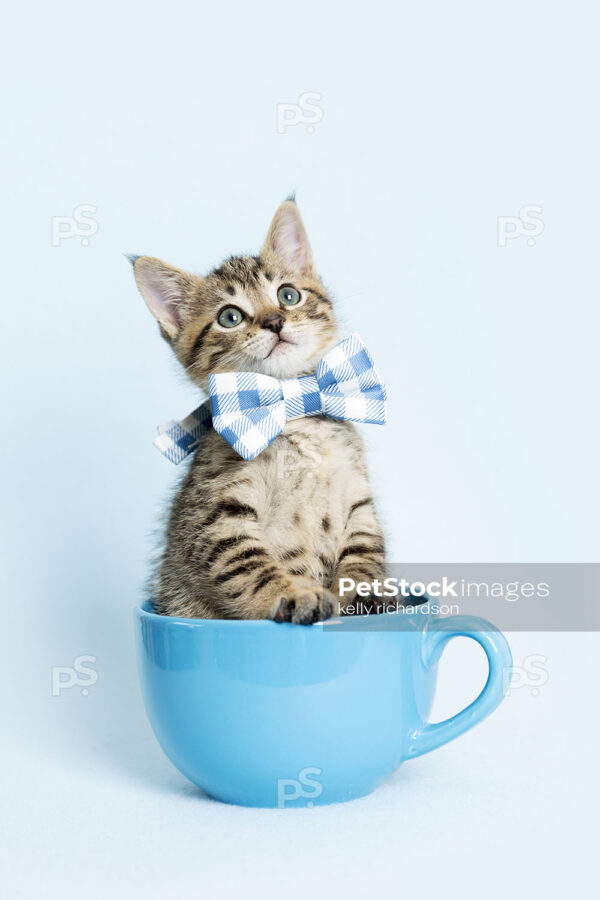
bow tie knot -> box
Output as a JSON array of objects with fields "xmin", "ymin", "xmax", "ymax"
[
  {"xmin": 281, "ymin": 375, "xmax": 322, "ymax": 418},
  {"xmin": 154, "ymin": 333, "xmax": 387, "ymax": 463}
]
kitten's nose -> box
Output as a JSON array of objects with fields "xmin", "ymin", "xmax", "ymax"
[{"xmin": 261, "ymin": 313, "xmax": 285, "ymax": 334}]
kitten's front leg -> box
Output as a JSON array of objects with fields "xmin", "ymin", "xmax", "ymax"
[
  {"xmin": 209, "ymin": 531, "xmax": 337, "ymax": 623},
  {"xmin": 331, "ymin": 495, "xmax": 387, "ymax": 615},
  {"xmin": 201, "ymin": 502, "xmax": 336, "ymax": 624}
]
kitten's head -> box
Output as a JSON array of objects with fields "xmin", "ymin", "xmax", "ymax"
[{"xmin": 131, "ymin": 200, "xmax": 339, "ymax": 388}]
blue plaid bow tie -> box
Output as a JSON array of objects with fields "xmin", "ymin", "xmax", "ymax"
[{"xmin": 154, "ymin": 333, "xmax": 387, "ymax": 463}]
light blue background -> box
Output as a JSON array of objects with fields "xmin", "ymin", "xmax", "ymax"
[{"xmin": 1, "ymin": 1, "xmax": 597, "ymax": 898}]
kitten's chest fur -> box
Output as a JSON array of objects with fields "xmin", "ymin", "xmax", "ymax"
[
  {"xmin": 258, "ymin": 418, "xmax": 364, "ymax": 575},
  {"xmin": 189, "ymin": 418, "xmax": 369, "ymax": 576},
  {"xmin": 159, "ymin": 415, "xmax": 382, "ymax": 620}
]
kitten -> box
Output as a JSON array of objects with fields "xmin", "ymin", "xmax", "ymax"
[{"xmin": 132, "ymin": 199, "xmax": 386, "ymax": 623}]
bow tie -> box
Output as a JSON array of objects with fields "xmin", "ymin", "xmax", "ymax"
[{"xmin": 153, "ymin": 333, "xmax": 387, "ymax": 463}]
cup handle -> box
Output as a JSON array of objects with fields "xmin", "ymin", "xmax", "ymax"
[{"xmin": 408, "ymin": 615, "xmax": 512, "ymax": 759}]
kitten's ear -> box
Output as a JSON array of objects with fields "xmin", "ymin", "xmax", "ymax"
[
  {"xmin": 131, "ymin": 256, "xmax": 197, "ymax": 341},
  {"xmin": 261, "ymin": 200, "xmax": 316, "ymax": 276}
]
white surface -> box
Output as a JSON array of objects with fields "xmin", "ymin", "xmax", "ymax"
[{"xmin": 1, "ymin": 0, "xmax": 598, "ymax": 896}]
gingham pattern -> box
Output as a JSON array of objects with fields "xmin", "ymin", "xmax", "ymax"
[
  {"xmin": 153, "ymin": 402, "xmax": 213, "ymax": 465},
  {"xmin": 154, "ymin": 333, "xmax": 387, "ymax": 462}
]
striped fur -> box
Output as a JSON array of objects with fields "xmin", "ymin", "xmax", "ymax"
[{"xmin": 133, "ymin": 200, "xmax": 386, "ymax": 623}]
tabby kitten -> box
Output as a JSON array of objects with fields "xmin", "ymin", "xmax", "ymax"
[{"xmin": 132, "ymin": 199, "xmax": 386, "ymax": 623}]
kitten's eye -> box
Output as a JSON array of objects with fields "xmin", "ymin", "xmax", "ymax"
[
  {"xmin": 277, "ymin": 285, "xmax": 301, "ymax": 306},
  {"xmin": 217, "ymin": 306, "xmax": 244, "ymax": 328}
]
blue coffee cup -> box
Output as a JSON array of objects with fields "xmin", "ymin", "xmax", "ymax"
[{"xmin": 135, "ymin": 601, "xmax": 511, "ymax": 807}]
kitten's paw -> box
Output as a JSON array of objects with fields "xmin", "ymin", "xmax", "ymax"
[{"xmin": 270, "ymin": 587, "xmax": 338, "ymax": 626}]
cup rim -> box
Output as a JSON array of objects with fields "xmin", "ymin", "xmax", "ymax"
[
  {"xmin": 135, "ymin": 599, "xmax": 432, "ymax": 630},
  {"xmin": 136, "ymin": 599, "xmax": 350, "ymax": 629}
]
